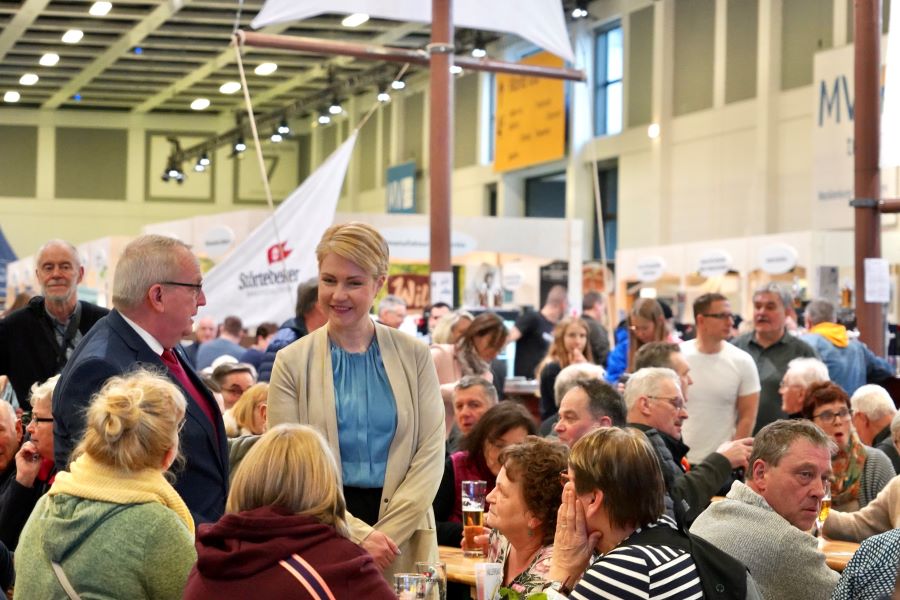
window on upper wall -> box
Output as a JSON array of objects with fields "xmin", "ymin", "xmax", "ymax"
[{"xmin": 595, "ymin": 22, "xmax": 623, "ymax": 136}]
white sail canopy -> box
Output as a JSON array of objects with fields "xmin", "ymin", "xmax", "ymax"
[
  {"xmin": 882, "ymin": 0, "xmax": 900, "ymax": 167},
  {"xmin": 197, "ymin": 133, "xmax": 358, "ymax": 325},
  {"xmin": 251, "ymin": 0, "xmax": 575, "ymax": 63}
]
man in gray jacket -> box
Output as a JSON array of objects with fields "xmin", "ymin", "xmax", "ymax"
[{"xmin": 691, "ymin": 420, "xmax": 840, "ymax": 599}]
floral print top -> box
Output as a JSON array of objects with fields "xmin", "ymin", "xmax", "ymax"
[{"xmin": 487, "ymin": 529, "xmax": 554, "ymax": 597}]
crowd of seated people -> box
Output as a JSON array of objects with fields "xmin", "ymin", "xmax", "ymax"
[{"xmin": 3, "ymin": 233, "xmax": 900, "ymax": 600}]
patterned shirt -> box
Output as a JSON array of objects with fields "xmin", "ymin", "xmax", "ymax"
[
  {"xmin": 487, "ymin": 529, "xmax": 554, "ymax": 596},
  {"xmin": 571, "ymin": 516, "xmax": 703, "ymax": 600},
  {"xmin": 831, "ymin": 528, "xmax": 900, "ymax": 600}
]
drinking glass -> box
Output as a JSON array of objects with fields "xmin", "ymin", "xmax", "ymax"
[
  {"xmin": 475, "ymin": 562, "xmax": 502, "ymax": 600},
  {"xmin": 816, "ymin": 480, "xmax": 832, "ymax": 534},
  {"xmin": 461, "ymin": 480, "xmax": 487, "ymax": 557},
  {"xmin": 416, "ymin": 561, "xmax": 446, "ymax": 600},
  {"xmin": 394, "ymin": 573, "xmax": 425, "ymax": 600}
]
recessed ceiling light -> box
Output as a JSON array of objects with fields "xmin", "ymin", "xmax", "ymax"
[
  {"xmin": 39, "ymin": 53, "xmax": 60, "ymax": 67},
  {"xmin": 3, "ymin": 91, "xmax": 20, "ymax": 103},
  {"xmin": 190, "ymin": 98, "xmax": 210, "ymax": 110},
  {"xmin": 254, "ymin": 62, "xmax": 277, "ymax": 76},
  {"xmin": 341, "ymin": 13, "xmax": 369, "ymax": 27},
  {"xmin": 89, "ymin": 1, "xmax": 112, "ymax": 16},
  {"xmin": 62, "ymin": 29, "xmax": 84, "ymax": 44},
  {"xmin": 391, "ymin": 79, "xmax": 406, "ymax": 90},
  {"xmin": 19, "ymin": 73, "xmax": 39, "ymax": 86},
  {"xmin": 219, "ymin": 81, "xmax": 241, "ymax": 94},
  {"xmin": 449, "ymin": 65, "xmax": 463, "ymax": 74}
]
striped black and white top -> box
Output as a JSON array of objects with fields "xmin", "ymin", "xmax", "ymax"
[{"xmin": 570, "ymin": 516, "xmax": 703, "ymax": 600}]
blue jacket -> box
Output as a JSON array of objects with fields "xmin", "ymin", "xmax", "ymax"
[
  {"xmin": 800, "ymin": 328, "xmax": 893, "ymax": 395},
  {"xmin": 605, "ymin": 326, "xmax": 630, "ymax": 383},
  {"xmin": 257, "ymin": 318, "xmax": 307, "ymax": 382}
]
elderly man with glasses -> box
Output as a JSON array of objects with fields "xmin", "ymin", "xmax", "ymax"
[
  {"xmin": 731, "ymin": 283, "xmax": 818, "ymax": 433},
  {"xmin": 53, "ymin": 234, "xmax": 228, "ymax": 525},
  {"xmin": 680, "ymin": 293, "xmax": 760, "ymax": 464}
]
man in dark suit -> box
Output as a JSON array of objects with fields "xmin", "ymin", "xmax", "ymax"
[
  {"xmin": 53, "ymin": 234, "xmax": 228, "ymax": 524},
  {"xmin": 0, "ymin": 239, "xmax": 108, "ymax": 410}
]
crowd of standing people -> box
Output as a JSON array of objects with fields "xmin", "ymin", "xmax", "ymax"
[{"xmin": 0, "ymin": 229, "xmax": 898, "ymax": 599}]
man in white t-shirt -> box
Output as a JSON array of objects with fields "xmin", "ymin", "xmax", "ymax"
[{"xmin": 681, "ymin": 293, "xmax": 760, "ymax": 463}]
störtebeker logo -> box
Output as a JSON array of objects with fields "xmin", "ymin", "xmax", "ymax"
[{"xmin": 267, "ymin": 241, "xmax": 292, "ymax": 265}]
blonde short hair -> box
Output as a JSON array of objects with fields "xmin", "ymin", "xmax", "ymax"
[
  {"xmin": 29, "ymin": 374, "xmax": 60, "ymax": 408},
  {"xmin": 76, "ymin": 370, "xmax": 186, "ymax": 473},
  {"xmin": 227, "ymin": 424, "xmax": 349, "ymax": 537},
  {"xmin": 232, "ymin": 383, "xmax": 268, "ymax": 435},
  {"xmin": 316, "ymin": 222, "xmax": 389, "ymax": 280}
]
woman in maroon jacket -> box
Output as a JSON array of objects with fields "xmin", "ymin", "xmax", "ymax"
[{"xmin": 184, "ymin": 424, "xmax": 395, "ymax": 599}]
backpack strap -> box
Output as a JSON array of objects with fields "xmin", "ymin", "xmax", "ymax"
[{"xmin": 279, "ymin": 553, "xmax": 337, "ymax": 600}]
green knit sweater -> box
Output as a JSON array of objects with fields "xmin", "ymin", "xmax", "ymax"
[{"xmin": 14, "ymin": 493, "xmax": 196, "ymax": 600}]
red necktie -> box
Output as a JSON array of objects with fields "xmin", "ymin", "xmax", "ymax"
[{"xmin": 160, "ymin": 348, "xmax": 218, "ymax": 432}]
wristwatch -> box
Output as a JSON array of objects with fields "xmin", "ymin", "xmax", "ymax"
[{"xmin": 547, "ymin": 580, "xmax": 573, "ymax": 597}]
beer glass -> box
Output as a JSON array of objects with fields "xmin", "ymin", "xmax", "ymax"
[
  {"xmin": 415, "ymin": 561, "xmax": 446, "ymax": 600},
  {"xmin": 462, "ymin": 480, "xmax": 487, "ymax": 557},
  {"xmin": 816, "ymin": 480, "xmax": 832, "ymax": 534},
  {"xmin": 394, "ymin": 573, "xmax": 425, "ymax": 600}
]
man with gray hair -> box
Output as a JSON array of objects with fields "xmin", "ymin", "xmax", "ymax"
[
  {"xmin": 0, "ymin": 401, "xmax": 22, "ymax": 495},
  {"xmin": 779, "ymin": 357, "xmax": 830, "ymax": 417},
  {"xmin": 53, "ymin": 234, "xmax": 228, "ymax": 524},
  {"xmin": 445, "ymin": 376, "xmax": 499, "ymax": 452},
  {"xmin": 802, "ymin": 298, "xmax": 893, "ymax": 395},
  {"xmin": 0, "ymin": 239, "xmax": 108, "ymax": 409},
  {"xmin": 692, "ymin": 420, "xmax": 840, "ymax": 599},
  {"xmin": 538, "ymin": 362, "xmax": 606, "ymax": 435},
  {"xmin": 625, "ymin": 367, "xmax": 752, "ymax": 525},
  {"xmin": 732, "ymin": 283, "xmax": 818, "ymax": 432},
  {"xmin": 851, "ymin": 384, "xmax": 900, "ymax": 473},
  {"xmin": 377, "ymin": 294, "xmax": 407, "ymax": 329}
]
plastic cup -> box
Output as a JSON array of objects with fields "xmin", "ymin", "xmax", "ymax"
[{"xmin": 474, "ymin": 562, "xmax": 502, "ymax": 600}]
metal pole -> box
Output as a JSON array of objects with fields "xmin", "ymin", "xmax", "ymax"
[
  {"xmin": 853, "ymin": 0, "xmax": 885, "ymax": 354},
  {"xmin": 429, "ymin": 0, "xmax": 453, "ymax": 273},
  {"xmin": 238, "ymin": 31, "xmax": 586, "ymax": 82}
]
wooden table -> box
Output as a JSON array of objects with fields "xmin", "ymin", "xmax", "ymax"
[
  {"xmin": 440, "ymin": 545, "xmax": 479, "ymax": 587},
  {"xmin": 819, "ymin": 538, "xmax": 859, "ymax": 572}
]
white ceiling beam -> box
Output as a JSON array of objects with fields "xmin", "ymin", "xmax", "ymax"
[{"xmin": 0, "ymin": 0, "xmax": 53, "ymax": 61}]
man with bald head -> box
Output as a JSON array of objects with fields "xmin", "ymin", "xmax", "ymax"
[{"xmin": 0, "ymin": 239, "xmax": 108, "ymax": 409}]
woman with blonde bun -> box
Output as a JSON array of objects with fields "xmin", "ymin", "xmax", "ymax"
[{"xmin": 14, "ymin": 370, "xmax": 196, "ymax": 600}]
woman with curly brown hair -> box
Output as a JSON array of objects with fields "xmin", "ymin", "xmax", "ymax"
[
  {"xmin": 482, "ymin": 436, "xmax": 568, "ymax": 596},
  {"xmin": 801, "ymin": 381, "xmax": 894, "ymax": 511}
]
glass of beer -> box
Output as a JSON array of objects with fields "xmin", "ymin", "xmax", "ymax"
[
  {"xmin": 816, "ymin": 480, "xmax": 831, "ymax": 534},
  {"xmin": 462, "ymin": 480, "xmax": 487, "ymax": 557}
]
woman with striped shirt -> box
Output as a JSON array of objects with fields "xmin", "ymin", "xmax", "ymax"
[{"xmin": 545, "ymin": 427, "xmax": 703, "ymax": 600}]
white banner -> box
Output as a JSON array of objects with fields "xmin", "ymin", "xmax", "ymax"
[
  {"xmin": 197, "ymin": 133, "xmax": 358, "ymax": 325},
  {"xmin": 251, "ymin": 0, "xmax": 574, "ymax": 63},
  {"xmin": 882, "ymin": 0, "xmax": 900, "ymax": 167}
]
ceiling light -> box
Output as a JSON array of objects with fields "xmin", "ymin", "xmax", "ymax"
[
  {"xmin": 3, "ymin": 91, "xmax": 20, "ymax": 103},
  {"xmin": 647, "ymin": 123, "xmax": 660, "ymax": 139},
  {"xmin": 270, "ymin": 130, "xmax": 283, "ymax": 143},
  {"xmin": 73, "ymin": 93, "xmax": 82, "ymax": 101},
  {"xmin": 193, "ymin": 161, "xmax": 205, "ymax": 173},
  {"xmin": 89, "ymin": 1, "xmax": 112, "ymax": 16},
  {"xmin": 190, "ymin": 98, "xmax": 210, "ymax": 110},
  {"xmin": 254, "ymin": 62, "xmax": 277, "ymax": 76},
  {"xmin": 572, "ymin": 1, "xmax": 589, "ymax": 19},
  {"xmin": 162, "ymin": 156, "xmax": 184, "ymax": 183},
  {"xmin": 234, "ymin": 138, "xmax": 247, "ymax": 153},
  {"xmin": 133, "ymin": 47, "xmax": 143, "ymax": 55},
  {"xmin": 219, "ymin": 81, "xmax": 241, "ymax": 94},
  {"xmin": 199, "ymin": 152, "xmax": 210, "ymax": 166},
  {"xmin": 277, "ymin": 119, "xmax": 290, "ymax": 135},
  {"xmin": 449, "ymin": 65, "xmax": 463, "ymax": 74},
  {"xmin": 39, "ymin": 53, "xmax": 60, "ymax": 67},
  {"xmin": 472, "ymin": 33, "xmax": 486, "ymax": 58},
  {"xmin": 19, "ymin": 73, "xmax": 38, "ymax": 86},
  {"xmin": 341, "ymin": 13, "xmax": 369, "ymax": 27},
  {"xmin": 62, "ymin": 29, "xmax": 84, "ymax": 44},
  {"xmin": 328, "ymin": 97, "xmax": 343, "ymax": 115},
  {"xmin": 318, "ymin": 113, "xmax": 331, "ymax": 125},
  {"xmin": 377, "ymin": 90, "xmax": 391, "ymax": 103},
  {"xmin": 391, "ymin": 79, "xmax": 406, "ymax": 90}
]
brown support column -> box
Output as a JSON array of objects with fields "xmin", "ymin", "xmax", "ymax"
[
  {"xmin": 429, "ymin": 0, "xmax": 453, "ymax": 273},
  {"xmin": 853, "ymin": 0, "xmax": 885, "ymax": 354}
]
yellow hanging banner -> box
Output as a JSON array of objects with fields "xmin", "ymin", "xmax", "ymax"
[{"xmin": 493, "ymin": 51, "xmax": 566, "ymax": 173}]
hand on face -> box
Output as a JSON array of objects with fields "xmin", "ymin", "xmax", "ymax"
[
  {"xmin": 549, "ymin": 482, "xmax": 600, "ymax": 583},
  {"xmin": 14, "ymin": 441, "xmax": 42, "ymax": 488}
]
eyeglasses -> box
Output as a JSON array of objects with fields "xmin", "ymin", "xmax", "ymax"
[
  {"xmin": 812, "ymin": 408, "xmax": 851, "ymax": 423},
  {"xmin": 160, "ymin": 281, "xmax": 203, "ymax": 292},
  {"xmin": 648, "ymin": 395, "xmax": 686, "ymax": 411},
  {"xmin": 21, "ymin": 412, "xmax": 53, "ymax": 426},
  {"xmin": 702, "ymin": 312, "xmax": 735, "ymax": 321}
]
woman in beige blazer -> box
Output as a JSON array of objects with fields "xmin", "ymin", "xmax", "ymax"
[{"xmin": 267, "ymin": 222, "xmax": 445, "ymax": 579}]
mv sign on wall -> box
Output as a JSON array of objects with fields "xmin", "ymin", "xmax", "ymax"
[{"xmin": 812, "ymin": 39, "xmax": 898, "ymax": 230}]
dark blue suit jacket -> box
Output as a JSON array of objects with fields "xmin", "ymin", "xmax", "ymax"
[{"xmin": 52, "ymin": 309, "xmax": 228, "ymax": 524}]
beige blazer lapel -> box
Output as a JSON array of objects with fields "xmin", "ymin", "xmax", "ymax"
[{"xmin": 375, "ymin": 324, "xmax": 414, "ymax": 506}]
